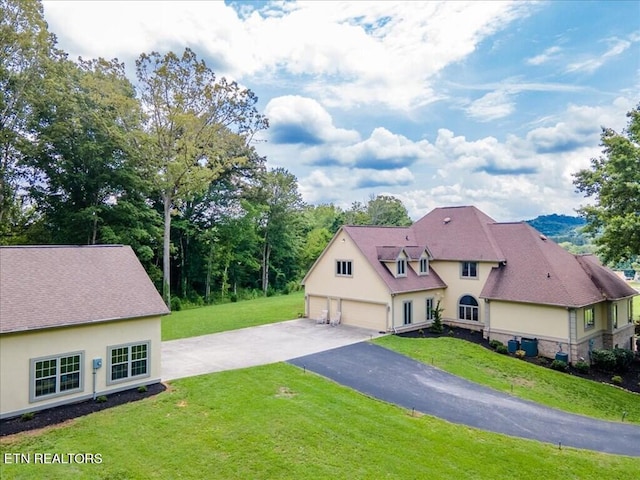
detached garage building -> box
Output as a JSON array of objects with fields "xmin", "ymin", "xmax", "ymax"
[{"xmin": 0, "ymin": 245, "xmax": 169, "ymax": 420}]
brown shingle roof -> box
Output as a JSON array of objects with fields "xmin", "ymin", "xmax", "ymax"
[
  {"xmin": 344, "ymin": 226, "xmax": 447, "ymax": 294},
  {"xmin": 412, "ymin": 206, "xmax": 504, "ymax": 261},
  {"xmin": 0, "ymin": 245, "xmax": 169, "ymax": 334},
  {"xmin": 480, "ymin": 223, "xmax": 636, "ymax": 307}
]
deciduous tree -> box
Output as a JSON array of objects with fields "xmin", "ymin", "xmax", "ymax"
[{"xmin": 573, "ymin": 106, "xmax": 640, "ymax": 264}]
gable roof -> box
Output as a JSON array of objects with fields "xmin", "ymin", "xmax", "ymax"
[
  {"xmin": 480, "ymin": 223, "xmax": 636, "ymax": 307},
  {"xmin": 412, "ymin": 206, "xmax": 505, "ymax": 262},
  {"xmin": 343, "ymin": 225, "xmax": 446, "ymax": 294},
  {"xmin": 0, "ymin": 245, "xmax": 170, "ymax": 334}
]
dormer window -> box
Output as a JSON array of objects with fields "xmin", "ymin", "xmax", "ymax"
[
  {"xmin": 419, "ymin": 258, "xmax": 429, "ymax": 275},
  {"xmin": 397, "ymin": 259, "xmax": 406, "ymax": 277},
  {"xmin": 461, "ymin": 261, "xmax": 477, "ymax": 278}
]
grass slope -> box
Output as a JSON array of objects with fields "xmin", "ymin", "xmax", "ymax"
[
  {"xmin": 376, "ymin": 336, "xmax": 640, "ymax": 424},
  {"xmin": 162, "ymin": 291, "xmax": 305, "ymax": 341},
  {"xmin": 2, "ymin": 364, "xmax": 638, "ymax": 479}
]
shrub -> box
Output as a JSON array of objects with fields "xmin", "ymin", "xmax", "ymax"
[
  {"xmin": 137, "ymin": 385, "xmax": 148, "ymax": 393},
  {"xmin": 611, "ymin": 375, "xmax": 623, "ymax": 385},
  {"xmin": 495, "ymin": 344, "xmax": 509, "ymax": 355},
  {"xmin": 515, "ymin": 349, "xmax": 526, "ymax": 359},
  {"xmin": 96, "ymin": 395, "xmax": 108, "ymax": 403},
  {"xmin": 551, "ymin": 360, "xmax": 568, "ymax": 372},
  {"xmin": 170, "ymin": 296, "xmax": 182, "ymax": 312},
  {"xmin": 428, "ymin": 300, "xmax": 444, "ymax": 334},
  {"xmin": 229, "ymin": 292, "xmax": 238, "ymax": 303},
  {"xmin": 573, "ymin": 360, "xmax": 590, "ymax": 374},
  {"xmin": 20, "ymin": 412, "xmax": 35, "ymax": 422},
  {"xmin": 591, "ymin": 348, "xmax": 634, "ymax": 373},
  {"xmin": 591, "ymin": 349, "xmax": 616, "ymax": 372},
  {"xmin": 489, "ymin": 340, "xmax": 503, "ymax": 350}
]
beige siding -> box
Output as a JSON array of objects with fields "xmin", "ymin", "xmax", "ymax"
[
  {"xmin": 341, "ymin": 300, "xmax": 387, "ymax": 331},
  {"xmin": 0, "ymin": 316, "xmax": 161, "ymax": 419},
  {"xmin": 431, "ymin": 260, "xmax": 497, "ymax": 324},
  {"xmin": 489, "ymin": 301, "xmax": 569, "ymax": 340},
  {"xmin": 304, "ymin": 233, "xmax": 389, "ymax": 306}
]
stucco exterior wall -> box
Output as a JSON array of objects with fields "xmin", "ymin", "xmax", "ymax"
[
  {"xmin": 390, "ymin": 290, "xmax": 446, "ymax": 330},
  {"xmin": 430, "ymin": 260, "xmax": 497, "ymax": 326},
  {"xmin": 488, "ymin": 301, "xmax": 569, "ymax": 340},
  {"xmin": 0, "ymin": 316, "xmax": 161, "ymax": 419},
  {"xmin": 304, "ymin": 233, "xmax": 390, "ymax": 307}
]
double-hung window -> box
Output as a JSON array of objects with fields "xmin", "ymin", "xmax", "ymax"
[
  {"xmin": 31, "ymin": 352, "xmax": 83, "ymax": 402},
  {"xmin": 108, "ymin": 342, "xmax": 150, "ymax": 384},
  {"xmin": 612, "ymin": 304, "xmax": 618, "ymax": 329},
  {"xmin": 584, "ymin": 307, "xmax": 595, "ymax": 329},
  {"xmin": 628, "ymin": 299, "xmax": 633, "ymax": 324},
  {"xmin": 461, "ymin": 261, "xmax": 477, "ymax": 278},
  {"xmin": 426, "ymin": 298, "xmax": 435, "ymax": 321},
  {"xmin": 336, "ymin": 260, "xmax": 353, "ymax": 277}
]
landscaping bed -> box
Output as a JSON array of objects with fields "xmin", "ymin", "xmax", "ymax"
[
  {"xmin": 398, "ymin": 326, "xmax": 640, "ymax": 394},
  {"xmin": 0, "ymin": 383, "xmax": 166, "ymax": 437}
]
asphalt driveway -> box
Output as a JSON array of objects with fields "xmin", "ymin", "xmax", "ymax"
[
  {"xmin": 288, "ymin": 342, "xmax": 640, "ymax": 457},
  {"xmin": 161, "ymin": 318, "xmax": 384, "ymax": 381}
]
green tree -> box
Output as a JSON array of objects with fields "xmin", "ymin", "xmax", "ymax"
[
  {"xmin": 344, "ymin": 194, "xmax": 413, "ymax": 226},
  {"xmin": 136, "ymin": 48, "xmax": 268, "ymax": 306},
  {"xmin": 573, "ymin": 106, "xmax": 640, "ymax": 264},
  {"xmin": 252, "ymin": 168, "xmax": 304, "ymax": 295},
  {"xmin": 25, "ymin": 56, "xmax": 156, "ymax": 248},
  {"xmin": 0, "ymin": 0, "xmax": 54, "ymax": 242}
]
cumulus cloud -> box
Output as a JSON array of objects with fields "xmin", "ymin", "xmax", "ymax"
[
  {"xmin": 42, "ymin": 0, "xmax": 532, "ymax": 111},
  {"xmin": 265, "ymin": 96, "xmax": 360, "ymax": 145}
]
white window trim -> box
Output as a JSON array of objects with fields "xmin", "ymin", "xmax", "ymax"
[
  {"xmin": 336, "ymin": 259, "xmax": 353, "ymax": 277},
  {"xmin": 107, "ymin": 341, "xmax": 151, "ymax": 386},
  {"xmin": 403, "ymin": 300, "xmax": 413, "ymax": 325},
  {"xmin": 419, "ymin": 257, "xmax": 429, "ymax": 276},
  {"xmin": 461, "ymin": 261, "xmax": 478, "ymax": 279},
  {"xmin": 426, "ymin": 297, "xmax": 435, "ymax": 321},
  {"xmin": 30, "ymin": 351, "xmax": 84, "ymax": 403},
  {"xmin": 397, "ymin": 259, "xmax": 407, "ymax": 277}
]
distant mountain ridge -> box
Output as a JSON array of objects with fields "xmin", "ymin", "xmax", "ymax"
[{"xmin": 524, "ymin": 214, "xmax": 587, "ymax": 243}]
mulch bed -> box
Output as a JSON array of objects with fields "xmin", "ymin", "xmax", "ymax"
[
  {"xmin": 0, "ymin": 383, "xmax": 166, "ymax": 437},
  {"xmin": 398, "ymin": 326, "xmax": 640, "ymax": 395}
]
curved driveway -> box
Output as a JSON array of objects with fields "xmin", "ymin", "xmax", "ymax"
[{"xmin": 288, "ymin": 342, "xmax": 640, "ymax": 457}]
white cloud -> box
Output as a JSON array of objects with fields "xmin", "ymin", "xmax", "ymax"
[
  {"xmin": 466, "ymin": 90, "xmax": 516, "ymax": 121},
  {"xmin": 566, "ymin": 35, "xmax": 636, "ymax": 74},
  {"xmin": 42, "ymin": 0, "xmax": 532, "ymax": 111},
  {"xmin": 526, "ymin": 45, "xmax": 561, "ymax": 65}
]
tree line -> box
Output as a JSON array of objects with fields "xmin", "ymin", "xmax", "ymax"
[{"xmin": 1, "ymin": 0, "xmax": 413, "ymax": 308}]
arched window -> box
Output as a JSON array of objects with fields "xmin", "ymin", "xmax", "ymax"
[{"xmin": 458, "ymin": 295, "xmax": 479, "ymax": 321}]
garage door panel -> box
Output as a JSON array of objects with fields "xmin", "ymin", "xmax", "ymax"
[
  {"xmin": 341, "ymin": 300, "xmax": 387, "ymax": 331},
  {"xmin": 308, "ymin": 296, "xmax": 328, "ymax": 320}
]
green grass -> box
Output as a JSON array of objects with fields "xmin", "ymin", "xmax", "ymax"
[
  {"xmin": 376, "ymin": 335, "xmax": 640, "ymax": 424},
  {"xmin": 162, "ymin": 291, "xmax": 305, "ymax": 340},
  {"xmin": 1, "ymin": 363, "xmax": 638, "ymax": 479}
]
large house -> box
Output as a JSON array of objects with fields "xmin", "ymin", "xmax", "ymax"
[
  {"xmin": 303, "ymin": 206, "xmax": 637, "ymax": 362},
  {"xmin": 0, "ymin": 245, "xmax": 169, "ymax": 420}
]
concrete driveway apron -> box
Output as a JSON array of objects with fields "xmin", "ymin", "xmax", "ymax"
[
  {"xmin": 161, "ymin": 318, "xmax": 384, "ymax": 381},
  {"xmin": 288, "ymin": 342, "xmax": 640, "ymax": 457}
]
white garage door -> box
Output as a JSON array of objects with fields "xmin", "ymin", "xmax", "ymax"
[
  {"xmin": 308, "ymin": 295, "xmax": 329, "ymax": 320},
  {"xmin": 341, "ymin": 300, "xmax": 387, "ymax": 332}
]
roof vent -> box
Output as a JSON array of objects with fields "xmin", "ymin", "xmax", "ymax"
[
  {"xmin": 540, "ymin": 234, "xmax": 547, "ymax": 241},
  {"xmin": 443, "ymin": 217, "xmax": 451, "ymax": 224}
]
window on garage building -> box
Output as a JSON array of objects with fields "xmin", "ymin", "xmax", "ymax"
[
  {"xmin": 108, "ymin": 342, "xmax": 150, "ymax": 384},
  {"xmin": 31, "ymin": 352, "xmax": 83, "ymax": 402},
  {"xmin": 458, "ymin": 295, "xmax": 479, "ymax": 321},
  {"xmin": 336, "ymin": 260, "xmax": 353, "ymax": 277}
]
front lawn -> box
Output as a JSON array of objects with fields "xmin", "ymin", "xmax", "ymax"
[
  {"xmin": 1, "ymin": 363, "xmax": 637, "ymax": 479},
  {"xmin": 162, "ymin": 291, "xmax": 305, "ymax": 340},
  {"xmin": 376, "ymin": 335, "xmax": 640, "ymax": 424}
]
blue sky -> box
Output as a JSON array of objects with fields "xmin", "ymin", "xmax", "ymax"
[{"xmin": 42, "ymin": 1, "xmax": 639, "ymax": 221}]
